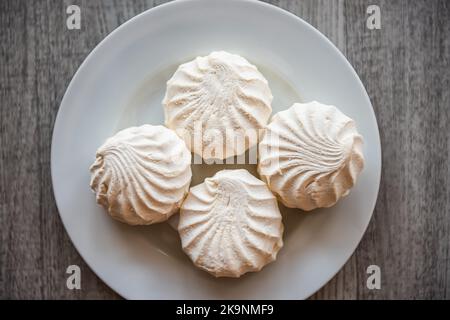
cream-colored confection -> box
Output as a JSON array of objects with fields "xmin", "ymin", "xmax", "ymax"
[
  {"xmin": 258, "ymin": 101, "xmax": 364, "ymax": 211},
  {"xmin": 90, "ymin": 125, "xmax": 192, "ymax": 225},
  {"xmin": 163, "ymin": 51, "xmax": 272, "ymax": 160},
  {"xmin": 178, "ymin": 169, "xmax": 283, "ymax": 278}
]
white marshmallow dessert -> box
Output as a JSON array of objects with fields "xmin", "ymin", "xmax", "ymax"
[
  {"xmin": 258, "ymin": 102, "xmax": 364, "ymax": 211},
  {"xmin": 178, "ymin": 169, "xmax": 284, "ymax": 278},
  {"xmin": 163, "ymin": 51, "xmax": 273, "ymax": 160},
  {"xmin": 90, "ymin": 125, "xmax": 192, "ymax": 225}
]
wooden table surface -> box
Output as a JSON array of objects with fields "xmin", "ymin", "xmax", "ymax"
[{"xmin": 1, "ymin": 0, "xmax": 449, "ymax": 299}]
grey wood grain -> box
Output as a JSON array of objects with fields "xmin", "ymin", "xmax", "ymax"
[{"xmin": 1, "ymin": 0, "xmax": 449, "ymax": 299}]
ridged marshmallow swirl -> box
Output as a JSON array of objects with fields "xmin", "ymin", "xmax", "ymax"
[
  {"xmin": 179, "ymin": 169, "xmax": 283, "ymax": 278},
  {"xmin": 258, "ymin": 102, "xmax": 364, "ymax": 211},
  {"xmin": 163, "ymin": 51, "xmax": 272, "ymax": 160},
  {"xmin": 90, "ymin": 125, "xmax": 192, "ymax": 225}
]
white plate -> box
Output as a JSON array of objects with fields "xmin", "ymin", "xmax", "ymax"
[{"xmin": 51, "ymin": 0, "xmax": 381, "ymax": 299}]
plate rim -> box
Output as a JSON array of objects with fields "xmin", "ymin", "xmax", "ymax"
[{"xmin": 51, "ymin": 0, "xmax": 382, "ymax": 299}]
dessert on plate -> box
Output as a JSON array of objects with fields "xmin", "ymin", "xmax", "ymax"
[
  {"xmin": 87, "ymin": 47, "xmax": 367, "ymax": 280},
  {"xmin": 90, "ymin": 125, "xmax": 192, "ymax": 225},
  {"xmin": 163, "ymin": 51, "xmax": 273, "ymax": 160},
  {"xmin": 178, "ymin": 169, "xmax": 284, "ymax": 277},
  {"xmin": 258, "ymin": 101, "xmax": 364, "ymax": 211}
]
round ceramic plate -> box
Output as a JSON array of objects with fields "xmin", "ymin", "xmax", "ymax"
[{"xmin": 52, "ymin": 0, "xmax": 381, "ymax": 299}]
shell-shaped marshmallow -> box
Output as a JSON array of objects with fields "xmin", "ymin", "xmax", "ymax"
[
  {"xmin": 90, "ymin": 125, "xmax": 192, "ymax": 225},
  {"xmin": 163, "ymin": 51, "xmax": 273, "ymax": 160},
  {"xmin": 178, "ymin": 169, "xmax": 283, "ymax": 277},
  {"xmin": 258, "ymin": 102, "xmax": 364, "ymax": 211}
]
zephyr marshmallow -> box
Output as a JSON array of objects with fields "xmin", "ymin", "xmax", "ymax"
[
  {"xmin": 258, "ymin": 101, "xmax": 364, "ymax": 211},
  {"xmin": 178, "ymin": 169, "xmax": 284, "ymax": 277},
  {"xmin": 163, "ymin": 51, "xmax": 273, "ymax": 160},
  {"xmin": 90, "ymin": 125, "xmax": 192, "ymax": 225}
]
